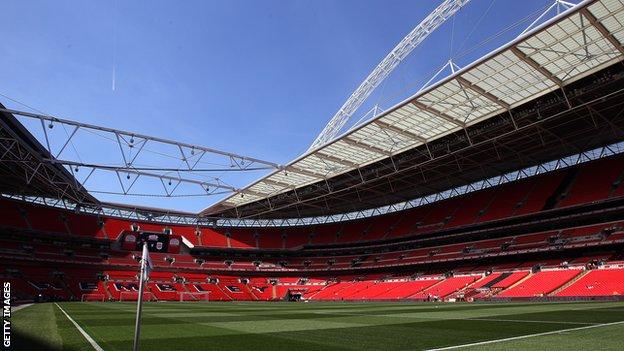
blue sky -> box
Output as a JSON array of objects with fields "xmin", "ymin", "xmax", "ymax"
[{"xmin": 0, "ymin": 0, "xmax": 563, "ymax": 213}]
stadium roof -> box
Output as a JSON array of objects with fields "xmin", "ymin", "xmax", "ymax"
[
  {"xmin": 204, "ymin": 0, "xmax": 624, "ymax": 218},
  {"xmin": 2, "ymin": 0, "xmax": 624, "ymax": 225}
]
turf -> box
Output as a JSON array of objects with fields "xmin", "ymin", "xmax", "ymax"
[{"xmin": 11, "ymin": 301, "xmax": 624, "ymax": 351}]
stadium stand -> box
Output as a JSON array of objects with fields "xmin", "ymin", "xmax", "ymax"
[
  {"xmin": 555, "ymin": 266, "xmax": 624, "ymax": 297},
  {"xmin": 2, "ymin": 152, "xmax": 624, "ymax": 302},
  {"xmin": 496, "ymin": 269, "xmax": 584, "ymax": 298},
  {"xmin": 2, "ymin": 0, "xmax": 624, "ymax": 310}
]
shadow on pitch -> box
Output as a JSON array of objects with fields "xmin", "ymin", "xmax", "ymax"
[{"xmin": 9, "ymin": 330, "xmax": 66, "ymax": 351}]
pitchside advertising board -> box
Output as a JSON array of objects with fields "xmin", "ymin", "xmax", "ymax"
[{"xmin": 121, "ymin": 231, "xmax": 181, "ymax": 253}]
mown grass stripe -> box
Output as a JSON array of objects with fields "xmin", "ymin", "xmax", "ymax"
[
  {"xmin": 425, "ymin": 320, "xmax": 624, "ymax": 351},
  {"xmin": 311, "ymin": 310, "xmax": 598, "ymax": 325}
]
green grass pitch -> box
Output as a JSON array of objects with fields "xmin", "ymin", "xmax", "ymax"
[{"xmin": 11, "ymin": 301, "xmax": 624, "ymax": 350}]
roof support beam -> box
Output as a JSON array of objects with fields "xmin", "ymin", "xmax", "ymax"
[
  {"xmin": 411, "ymin": 101, "xmax": 466, "ymax": 128},
  {"xmin": 580, "ymin": 8, "xmax": 624, "ymax": 55},
  {"xmin": 285, "ymin": 165, "xmax": 327, "ymax": 180},
  {"xmin": 314, "ymin": 152, "xmax": 360, "ymax": 168},
  {"xmin": 373, "ymin": 120, "xmax": 428, "ymax": 143},
  {"xmin": 261, "ymin": 178, "xmax": 294, "ymax": 189},
  {"xmin": 455, "ymin": 76, "xmax": 510, "ymax": 109},
  {"xmin": 510, "ymin": 47, "xmax": 563, "ymax": 87},
  {"xmin": 340, "ymin": 137, "xmax": 392, "ymax": 156}
]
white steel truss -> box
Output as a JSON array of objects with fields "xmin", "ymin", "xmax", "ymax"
[{"xmin": 2, "ymin": 108, "xmax": 282, "ymax": 198}]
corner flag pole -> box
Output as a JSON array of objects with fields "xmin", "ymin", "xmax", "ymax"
[{"xmin": 133, "ymin": 243, "xmax": 151, "ymax": 351}]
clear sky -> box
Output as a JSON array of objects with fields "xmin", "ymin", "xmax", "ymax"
[{"xmin": 0, "ymin": 0, "xmax": 564, "ymax": 213}]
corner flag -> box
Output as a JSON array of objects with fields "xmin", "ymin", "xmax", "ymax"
[
  {"xmin": 133, "ymin": 242, "xmax": 152, "ymax": 351},
  {"xmin": 141, "ymin": 242, "xmax": 153, "ymax": 282}
]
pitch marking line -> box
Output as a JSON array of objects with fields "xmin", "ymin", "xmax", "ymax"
[
  {"xmin": 55, "ymin": 303, "xmax": 105, "ymax": 351},
  {"xmin": 425, "ymin": 320, "xmax": 624, "ymax": 350}
]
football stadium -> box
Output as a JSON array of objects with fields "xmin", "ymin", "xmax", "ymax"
[{"xmin": 2, "ymin": 0, "xmax": 624, "ymax": 350}]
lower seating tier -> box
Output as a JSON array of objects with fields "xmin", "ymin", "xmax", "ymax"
[{"xmin": 6, "ymin": 262, "xmax": 624, "ymax": 302}]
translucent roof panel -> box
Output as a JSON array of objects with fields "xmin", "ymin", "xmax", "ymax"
[
  {"xmin": 589, "ymin": 0, "xmax": 624, "ymax": 43},
  {"xmin": 293, "ymin": 154, "xmax": 348, "ymax": 178},
  {"xmin": 322, "ymin": 139, "xmax": 383, "ymax": 165},
  {"xmin": 248, "ymin": 182, "xmax": 285, "ymax": 195},
  {"xmin": 270, "ymin": 170, "xmax": 318, "ymax": 186},
  {"xmin": 349, "ymin": 123, "xmax": 418, "ymax": 155},
  {"xmin": 462, "ymin": 51, "xmax": 558, "ymax": 106},
  {"xmin": 519, "ymin": 13, "xmax": 620, "ymax": 82},
  {"xmin": 417, "ymin": 80, "xmax": 502, "ymax": 124},
  {"xmin": 382, "ymin": 104, "xmax": 457, "ymax": 140}
]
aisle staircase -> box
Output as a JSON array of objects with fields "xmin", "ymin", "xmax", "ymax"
[
  {"xmin": 548, "ymin": 269, "xmax": 589, "ymax": 296},
  {"xmin": 405, "ymin": 279, "xmax": 445, "ymax": 299},
  {"xmin": 491, "ymin": 272, "xmax": 533, "ymax": 296},
  {"xmin": 245, "ymin": 285, "xmax": 260, "ymax": 300}
]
